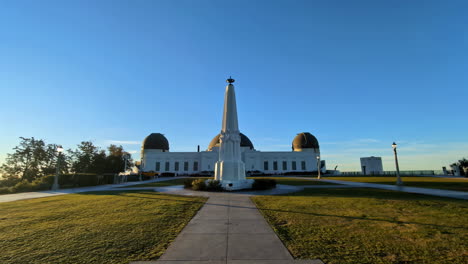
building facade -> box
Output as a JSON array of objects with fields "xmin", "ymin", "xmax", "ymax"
[
  {"xmin": 360, "ymin": 156, "xmax": 383, "ymax": 175},
  {"xmin": 140, "ymin": 132, "xmax": 325, "ymax": 175}
]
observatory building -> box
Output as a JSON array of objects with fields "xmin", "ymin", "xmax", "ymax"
[
  {"xmin": 140, "ymin": 132, "xmax": 324, "ymax": 175},
  {"xmin": 140, "ymin": 79, "xmax": 325, "ymax": 176}
]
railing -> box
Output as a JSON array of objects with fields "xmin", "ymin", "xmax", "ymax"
[{"xmin": 340, "ymin": 170, "xmax": 446, "ymax": 176}]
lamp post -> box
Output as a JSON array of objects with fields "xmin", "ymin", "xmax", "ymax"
[
  {"xmin": 52, "ymin": 145, "xmax": 64, "ymax": 191},
  {"xmin": 316, "ymin": 155, "xmax": 321, "ymax": 179},
  {"xmin": 123, "ymin": 152, "xmax": 130, "ymax": 173},
  {"xmin": 392, "ymin": 142, "xmax": 403, "ymax": 186}
]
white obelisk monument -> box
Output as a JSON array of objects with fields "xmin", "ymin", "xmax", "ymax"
[{"xmin": 214, "ymin": 77, "xmax": 253, "ymax": 190}]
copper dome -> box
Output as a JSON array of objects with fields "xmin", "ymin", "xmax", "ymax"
[
  {"xmin": 292, "ymin": 132, "xmax": 319, "ymax": 151},
  {"xmin": 208, "ymin": 133, "xmax": 254, "ymax": 151}
]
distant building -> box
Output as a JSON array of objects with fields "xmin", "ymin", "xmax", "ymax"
[{"xmin": 360, "ymin": 156, "xmax": 383, "ymax": 175}]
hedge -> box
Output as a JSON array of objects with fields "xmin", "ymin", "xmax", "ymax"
[{"xmin": 1, "ymin": 173, "xmax": 119, "ymax": 195}]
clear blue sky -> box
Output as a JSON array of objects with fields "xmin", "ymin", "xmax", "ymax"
[{"xmin": 1, "ymin": 0, "xmax": 467, "ymax": 171}]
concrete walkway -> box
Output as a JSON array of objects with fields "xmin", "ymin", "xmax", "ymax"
[
  {"xmin": 0, "ymin": 177, "xmax": 178, "ymax": 203},
  {"xmin": 287, "ymin": 177, "xmax": 468, "ymax": 200},
  {"xmin": 132, "ymin": 192, "xmax": 323, "ymax": 264}
]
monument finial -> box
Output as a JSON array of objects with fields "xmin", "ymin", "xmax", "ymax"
[{"xmin": 226, "ymin": 76, "xmax": 235, "ymax": 84}]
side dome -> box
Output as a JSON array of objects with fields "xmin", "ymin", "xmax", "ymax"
[
  {"xmin": 292, "ymin": 132, "xmax": 319, "ymax": 151},
  {"xmin": 208, "ymin": 133, "xmax": 254, "ymax": 151},
  {"xmin": 142, "ymin": 133, "xmax": 169, "ymax": 151}
]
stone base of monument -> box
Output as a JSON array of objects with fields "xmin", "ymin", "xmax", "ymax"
[{"xmin": 219, "ymin": 179, "xmax": 254, "ymax": 191}]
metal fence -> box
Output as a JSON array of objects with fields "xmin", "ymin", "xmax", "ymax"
[{"xmin": 340, "ymin": 170, "xmax": 446, "ymax": 176}]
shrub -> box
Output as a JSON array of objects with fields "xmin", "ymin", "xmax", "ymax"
[
  {"xmin": 42, "ymin": 175, "xmax": 56, "ymax": 185},
  {"xmin": 0, "ymin": 187, "xmax": 12, "ymax": 194},
  {"xmin": 126, "ymin": 175, "xmax": 140, "ymax": 181},
  {"xmin": 141, "ymin": 175, "xmax": 152, "ymax": 181},
  {"xmin": 191, "ymin": 179, "xmax": 206, "ymax": 191},
  {"xmin": 11, "ymin": 180, "xmax": 35, "ymax": 192},
  {"xmin": 74, "ymin": 174, "xmax": 100, "ymax": 187},
  {"xmin": 252, "ymin": 179, "xmax": 277, "ymax": 190},
  {"xmin": 206, "ymin": 180, "xmax": 223, "ymax": 192},
  {"xmin": 160, "ymin": 172, "xmax": 176, "ymax": 177},
  {"xmin": 32, "ymin": 179, "xmax": 51, "ymax": 190},
  {"xmin": 101, "ymin": 173, "xmax": 115, "ymax": 184},
  {"xmin": 9, "ymin": 180, "xmax": 49, "ymax": 193},
  {"xmin": 184, "ymin": 179, "xmax": 194, "ymax": 189},
  {"xmin": 0, "ymin": 177, "xmax": 21, "ymax": 188}
]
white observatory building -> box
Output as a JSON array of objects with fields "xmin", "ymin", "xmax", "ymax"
[{"xmin": 140, "ymin": 78, "xmax": 325, "ymax": 177}]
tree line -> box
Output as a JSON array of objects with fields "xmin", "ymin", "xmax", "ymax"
[
  {"xmin": 0, "ymin": 137, "xmax": 134, "ymax": 186},
  {"xmin": 452, "ymin": 158, "xmax": 468, "ymax": 176}
]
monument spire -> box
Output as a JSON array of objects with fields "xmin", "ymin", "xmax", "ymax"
[
  {"xmin": 214, "ymin": 77, "xmax": 253, "ymax": 190},
  {"xmin": 221, "ymin": 77, "xmax": 239, "ymax": 134}
]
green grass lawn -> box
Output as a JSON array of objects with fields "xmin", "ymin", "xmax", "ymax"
[
  {"xmin": 128, "ymin": 177, "xmax": 338, "ymax": 188},
  {"xmin": 324, "ymin": 176, "xmax": 468, "ymax": 191},
  {"xmin": 125, "ymin": 178, "xmax": 206, "ymax": 188},
  {"xmin": 252, "ymin": 188, "xmax": 468, "ymax": 264},
  {"xmin": 0, "ymin": 190, "xmax": 207, "ymax": 264},
  {"xmin": 248, "ymin": 177, "xmax": 339, "ymax": 186}
]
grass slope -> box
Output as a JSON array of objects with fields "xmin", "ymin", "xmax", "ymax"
[
  {"xmin": 0, "ymin": 191, "xmax": 207, "ymax": 264},
  {"xmin": 126, "ymin": 178, "xmax": 206, "ymax": 188},
  {"xmin": 130, "ymin": 177, "xmax": 338, "ymax": 188},
  {"xmin": 248, "ymin": 177, "xmax": 338, "ymax": 186},
  {"xmin": 252, "ymin": 188, "xmax": 468, "ymax": 264},
  {"xmin": 324, "ymin": 176, "xmax": 468, "ymax": 191}
]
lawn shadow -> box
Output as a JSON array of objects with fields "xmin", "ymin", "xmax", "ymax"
[
  {"xmin": 255, "ymin": 206, "xmax": 468, "ymax": 230},
  {"xmin": 254, "ymin": 188, "xmax": 468, "ymax": 230},
  {"xmin": 286, "ymin": 187, "xmax": 468, "ymax": 202}
]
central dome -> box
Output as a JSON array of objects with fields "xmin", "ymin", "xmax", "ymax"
[{"xmin": 208, "ymin": 133, "xmax": 254, "ymax": 151}]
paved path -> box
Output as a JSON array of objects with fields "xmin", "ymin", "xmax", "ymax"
[
  {"xmin": 286, "ymin": 177, "xmax": 468, "ymax": 200},
  {"xmin": 132, "ymin": 191, "xmax": 323, "ymax": 264},
  {"xmin": 0, "ymin": 177, "xmax": 177, "ymax": 203}
]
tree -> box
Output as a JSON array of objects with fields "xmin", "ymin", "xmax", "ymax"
[
  {"xmin": 68, "ymin": 142, "xmax": 133, "ymax": 174},
  {"xmin": 458, "ymin": 158, "xmax": 468, "ymax": 176},
  {"xmin": 451, "ymin": 158, "xmax": 468, "ymax": 176},
  {"xmin": 69, "ymin": 141, "xmax": 99, "ymax": 173},
  {"xmin": 105, "ymin": 145, "xmax": 127, "ymax": 173},
  {"xmin": 0, "ymin": 137, "xmax": 65, "ymax": 181}
]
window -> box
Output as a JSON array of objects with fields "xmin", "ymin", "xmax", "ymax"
[
  {"xmin": 155, "ymin": 162, "xmax": 160, "ymax": 171},
  {"xmin": 273, "ymin": 161, "xmax": 278, "ymax": 171},
  {"xmin": 292, "ymin": 161, "xmax": 297, "ymax": 170},
  {"xmin": 301, "ymin": 161, "xmax": 306, "ymax": 170},
  {"xmin": 184, "ymin": 161, "xmax": 189, "ymax": 171},
  {"xmin": 175, "ymin": 162, "xmax": 179, "ymax": 171},
  {"xmin": 193, "ymin": 161, "xmax": 199, "ymax": 171},
  {"xmin": 282, "ymin": 161, "xmax": 287, "ymax": 170},
  {"xmin": 165, "ymin": 162, "xmax": 170, "ymax": 171},
  {"xmin": 264, "ymin": 161, "xmax": 269, "ymax": 170}
]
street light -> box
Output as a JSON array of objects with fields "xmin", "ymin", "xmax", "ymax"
[
  {"xmin": 392, "ymin": 142, "xmax": 403, "ymax": 186},
  {"xmin": 316, "ymin": 155, "xmax": 321, "ymax": 179},
  {"xmin": 52, "ymin": 145, "xmax": 64, "ymax": 191}
]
